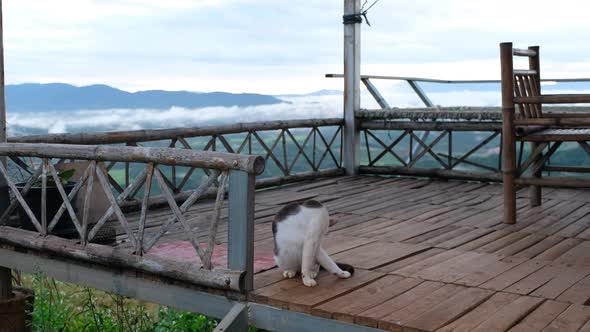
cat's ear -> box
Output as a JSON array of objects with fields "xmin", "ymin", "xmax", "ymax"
[{"xmin": 329, "ymin": 218, "xmax": 337, "ymax": 227}]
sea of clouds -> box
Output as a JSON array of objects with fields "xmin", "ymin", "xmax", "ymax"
[{"xmin": 7, "ymin": 83, "xmax": 588, "ymax": 137}]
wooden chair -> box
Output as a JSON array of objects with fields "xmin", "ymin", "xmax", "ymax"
[{"xmin": 500, "ymin": 42, "xmax": 590, "ymax": 224}]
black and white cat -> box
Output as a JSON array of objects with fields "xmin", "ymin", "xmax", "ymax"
[{"xmin": 272, "ymin": 200, "xmax": 354, "ymax": 287}]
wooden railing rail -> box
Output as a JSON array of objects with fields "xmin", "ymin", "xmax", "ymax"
[
  {"xmin": 356, "ymin": 110, "xmax": 590, "ymax": 183},
  {"xmin": 0, "ymin": 143, "xmax": 263, "ymax": 291}
]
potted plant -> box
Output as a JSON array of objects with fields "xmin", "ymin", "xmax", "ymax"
[{"xmin": 15, "ymin": 168, "xmax": 79, "ymax": 237}]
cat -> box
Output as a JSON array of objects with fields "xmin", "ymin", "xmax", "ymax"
[{"xmin": 272, "ymin": 199, "xmax": 354, "ymax": 287}]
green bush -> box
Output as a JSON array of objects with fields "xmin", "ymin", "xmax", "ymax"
[{"xmin": 24, "ymin": 273, "xmax": 228, "ymax": 332}]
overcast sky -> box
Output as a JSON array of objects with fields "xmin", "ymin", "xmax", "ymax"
[{"xmin": 4, "ymin": 0, "xmax": 590, "ymax": 94}]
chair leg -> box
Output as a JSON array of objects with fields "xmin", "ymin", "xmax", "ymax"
[
  {"xmin": 503, "ymin": 171, "xmax": 517, "ymax": 224},
  {"xmin": 530, "ymin": 142, "xmax": 542, "ymax": 207},
  {"xmin": 503, "ymin": 135, "xmax": 517, "ymax": 225}
]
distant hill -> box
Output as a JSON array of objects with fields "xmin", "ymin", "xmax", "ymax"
[
  {"xmin": 276, "ymin": 89, "xmax": 342, "ymax": 98},
  {"xmin": 6, "ymin": 83, "xmax": 285, "ymax": 112}
]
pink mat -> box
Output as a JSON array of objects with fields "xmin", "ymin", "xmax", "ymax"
[{"xmin": 150, "ymin": 240, "xmax": 276, "ymax": 273}]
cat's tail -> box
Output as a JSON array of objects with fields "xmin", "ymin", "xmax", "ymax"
[
  {"xmin": 336, "ymin": 262, "xmax": 355, "ymax": 275},
  {"xmin": 320, "ymin": 262, "xmax": 354, "ymax": 275}
]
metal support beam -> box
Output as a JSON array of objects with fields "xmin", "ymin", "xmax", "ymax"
[
  {"xmin": 214, "ymin": 303, "xmax": 248, "ymax": 332},
  {"xmin": 406, "ymin": 80, "xmax": 434, "ymax": 107},
  {"xmin": 0, "ymin": 247, "xmax": 238, "ymax": 317},
  {"xmin": 343, "ymin": 0, "xmax": 361, "ymax": 175},
  {"xmin": 0, "ymin": 0, "xmax": 11, "ymax": 300},
  {"xmin": 361, "ymin": 78, "xmax": 390, "ymax": 109},
  {"xmin": 228, "ymin": 170, "xmax": 255, "ymax": 291},
  {"xmin": 249, "ymin": 303, "xmax": 384, "ymax": 332},
  {"xmin": 406, "ymin": 80, "xmax": 433, "ymax": 163},
  {"xmin": 0, "ymin": 247, "xmax": 385, "ymax": 332}
]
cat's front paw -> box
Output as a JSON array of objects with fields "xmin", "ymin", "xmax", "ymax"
[
  {"xmin": 282, "ymin": 270, "xmax": 296, "ymax": 279},
  {"xmin": 302, "ymin": 276, "xmax": 317, "ymax": 287},
  {"xmin": 336, "ymin": 271, "xmax": 351, "ymax": 279}
]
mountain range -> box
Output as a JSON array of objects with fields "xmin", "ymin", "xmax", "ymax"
[
  {"xmin": 7, "ymin": 80, "xmax": 588, "ymax": 113},
  {"xmin": 6, "ymin": 83, "xmax": 286, "ymax": 112}
]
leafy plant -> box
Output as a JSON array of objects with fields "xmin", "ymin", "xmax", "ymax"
[
  {"xmin": 20, "ymin": 273, "xmax": 266, "ymax": 332},
  {"xmin": 31, "ymin": 168, "xmax": 76, "ymax": 187}
]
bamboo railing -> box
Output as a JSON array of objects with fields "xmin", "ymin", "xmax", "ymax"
[
  {"xmin": 0, "ymin": 143, "xmax": 263, "ymax": 292},
  {"xmin": 8, "ymin": 119, "xmax": 344, "ymax": 209}
]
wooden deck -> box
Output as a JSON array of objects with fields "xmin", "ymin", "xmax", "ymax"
[{"xmin": 123, "ymin": 175, "xmax": 590, "ymax": 331}]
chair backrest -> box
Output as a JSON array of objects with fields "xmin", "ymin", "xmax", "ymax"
[{"xmin": 500, "ymin": 42, "xmax": 543, "ymax": 119}]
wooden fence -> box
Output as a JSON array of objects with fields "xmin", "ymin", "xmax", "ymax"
[
  {"xmin": 0, "ymin": 143, "xmax": 263, "ymax": 292},
  {"xmin": 357, "ymin": 108, "xmax": 590, "ymax": 182},
  {"xmin": 9, "ymin": 119, "xmax": 344, "ymax": 209}
]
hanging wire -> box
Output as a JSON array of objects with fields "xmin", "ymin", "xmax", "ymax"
[{"xmin": 342, "ymin": 0, "xmax": 381, "ymax": 26}]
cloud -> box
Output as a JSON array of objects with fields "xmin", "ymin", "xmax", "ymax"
[
  {"xmin": 3, "ymin": 88, "xmax": 507, "ymax": 137},
  {"xmin": 7, "ymin": 95, "xmax": 343, "ymax": 136},
  {"xmin": 9, "ymin": 81, "xmax": 590, "ymax": 137},
  {"xmin": 4, "ymin": 1, "xmax": 590, "ymax": 94}
]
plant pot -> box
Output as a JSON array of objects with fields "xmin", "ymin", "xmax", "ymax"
[
  {"xmin": 0, "ymin": 287, "xmax": 34, "ymax": 332},
  {"xmin": 15, "ymin": 182, "xmax": 78, "ymax": 237}
]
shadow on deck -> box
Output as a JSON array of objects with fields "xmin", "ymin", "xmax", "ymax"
[{"xmin": 116, "ymin": 175, "xmax": 590, "ymax": 331}]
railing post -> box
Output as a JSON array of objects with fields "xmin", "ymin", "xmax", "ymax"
[
  {"xmin": 529, "ymin": 45, "xmax": 542, "ymax": 207},
  {"xmin": 228, "ymin": 170, "xmax": 255, "ymax": 292},
  {"xmin": 343, "ymin": 0, "xmax": 361, "ymax": 176},
  {"xmin": 0, "ymin": 0, "xmax": 11, "ymax": 300},
  {"xmin": 500, "ymin": 42, "xmax": 517, "ymax": 224}
]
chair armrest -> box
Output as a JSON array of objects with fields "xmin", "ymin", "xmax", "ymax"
[
  {"xmin": 543, "ymin": 113, "xmax": 590, "ymax": 118},
  {"xmin": 515, "ymin": 125, "xmax": 548, "ymax": 136},
  {"xmin": 514, "ymin": 94, "xmax": 590, "ymax": 104},
  {"xmin": 514, "ymin": 118, "xmax": 590, "ymax": 127}
]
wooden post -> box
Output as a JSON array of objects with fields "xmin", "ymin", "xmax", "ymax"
[
  {"xmin": 0, "ymin": 0, "xmax": 12, "ymax": 299},
  {"xmin": 529, "ymin": 46, "xmax": 542, "ymax": 207},
  {"xmin": 500, "ymin": 42, "xmax": 517, "ymax": 224},
  {"xmin": 343, "ymin": 0, "xmax": 361, "ymax": 175},
  {"xmin": 228, "ymin": 170, "xmax": 255, "ymax": 292}
]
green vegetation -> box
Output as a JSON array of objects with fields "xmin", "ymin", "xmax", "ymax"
[{"xmin": 22, "ymin": 273, "xmax": 242, "ymax": 332}]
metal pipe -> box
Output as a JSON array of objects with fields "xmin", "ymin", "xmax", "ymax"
[
  {"xmin": 0, "ymin": 0, "xmax": 12, "ymax": 300},
  {"xmin": 326, "ymin": 73, "xmax": 590, "ymax": 84}
]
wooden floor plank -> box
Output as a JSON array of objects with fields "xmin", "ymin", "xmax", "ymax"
[
  {"xmin": 414, "ymin": 251, "xmax": 497, "ymax": 283},
  {"xmin": 311, "ymin": 276, "xmax": 421, "ymax": 323},
  {"xmin": 127, "ymin": 176, "xmax": 590, "ymax": 331},
  {"xmin": 553, "ymin": 240, "xmax": 590, "ymax": 266},
  {"xmin": 356, "ymin": 281, "xmax": 445, "ymax": 328},
  {"xmin": 541, "ymin": 304, "xmax": 590, "ymax": 332},
  {"xmin": 508, "ymin": 300, "xmax": 570, "ymax": 332},
  {"xmin": 437, "ymin": 292, "xmax": 520, "ymax": 332},
  {"xmin": 531, "ymin": 266, "xmax": 590, "ymax": 299},
  {"xmin": 455, "ymin": 256, "xmax": 529, "ymax": 287},
  {"xmin": 376, "ymin": 248, "xmax": 445, "ymax": 274},
  {"xmin": 331, "ymin": 241, "xmax": 429, "ymax": 270},
  {"xmin": 260, "ymin": 269, "xmax": 384, "ymax": 314},
  {"xmin": 469, "ymin": 296, "xmax": 545, "ymax": 332},
  {"xmin": 435, "ymin": 228, "xmax": 495, "ymax": 250},
  {"xmin": 377, "ymin": 284, "xmax": 466, "ymax": 331},
  {"xmin": 535, "ymin": 238, "xmax": 585, "ymax": 261},
  {"xmin": 391, "ymin": 249, "xmax": 464, "ymax": 277},
  {"xmin": 504, "ymin": 264, "xmax": 564, "ymax": 295},
  {"xmin": 480, "ymin": 259, "xmax": 549, "ymax": 291},
  {"xmin": 557, "ymin": 274, "xmax": 590, "ymax": 304},
  {"xmin": 493, "ymin": 233, "xmax": 547, "ymax": 257},
  {"xmin": 402, "ymin": 287, "xmax": 495, "ymax": 332},
  {"xmin": 513, "ymin": 235, "xmax": 566, "ymax": 259}
]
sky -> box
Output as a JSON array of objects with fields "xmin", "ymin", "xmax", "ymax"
[{"xmin": 4, "ymin": 0, "xmax": 590, "ymax": 94}]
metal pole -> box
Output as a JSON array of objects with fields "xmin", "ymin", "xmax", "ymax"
[
  {"xmin": 406, "ymin": 80, "xmax": 433, "ymax": 164},
  {"xmin": 228, "ymin": 170, "xmax": 255, "ymax": 292},
  {"xmin": 0, "ymin": 0, "xmax": 12, "ymax": 299},
  {"xmin": 343, "ymin": 0, "xmax": 361, "ymax": 176}
]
